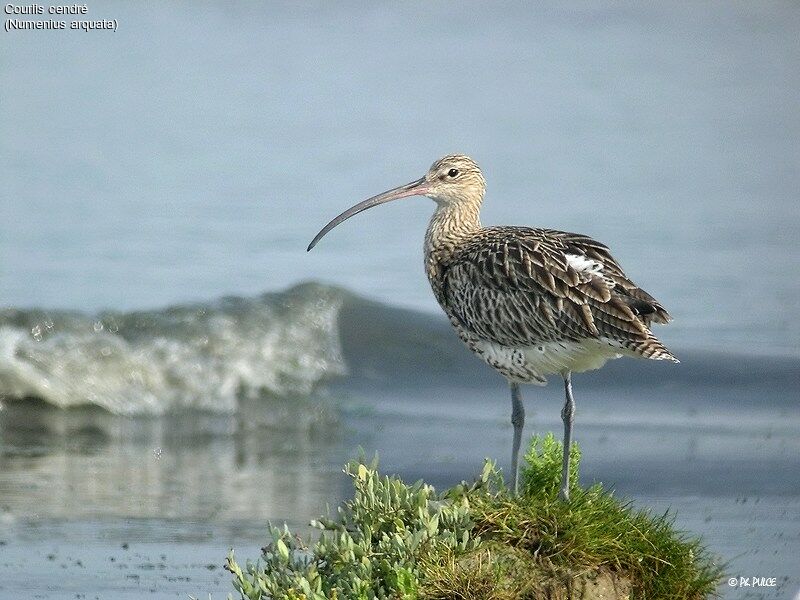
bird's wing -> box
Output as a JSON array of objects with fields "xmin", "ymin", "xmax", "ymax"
[{"xmin": 441, "ymin": 227, "xmax": 673, "ymax": 355}]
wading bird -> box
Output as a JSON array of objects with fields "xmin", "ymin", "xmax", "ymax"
[{"xmin": 308, "ymin": 155, "xmax": 676, "ymax": 500}]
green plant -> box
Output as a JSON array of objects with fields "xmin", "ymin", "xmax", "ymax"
[{"xmin": 226, "ymin": 437, "xmax": 722, "ymax": 599}]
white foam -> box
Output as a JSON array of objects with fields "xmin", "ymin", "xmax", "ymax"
[{"xmin": 0, "ymin": 285, "xmax": 347, "ymax": 415}]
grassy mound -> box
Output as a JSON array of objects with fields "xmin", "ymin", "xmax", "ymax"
[{"xmin": 226, "ymin": 435, "xmax": 721, "ymax": 599}]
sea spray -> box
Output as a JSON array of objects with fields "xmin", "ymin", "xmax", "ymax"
[
  {"xmin": 0, "ymin": 283, "xmax": 346, "ymax": 415},
  {"xmin": 3, "ymin": 281, "xmax": 794, "ymax": 420}
]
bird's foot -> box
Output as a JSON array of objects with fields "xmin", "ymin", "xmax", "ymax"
[{"xmin": 557, "ymin": 486, "xmax": 570, "ymax": 502}]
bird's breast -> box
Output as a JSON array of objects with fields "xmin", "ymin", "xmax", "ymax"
[{"xmin": 423, "ymin": 247, "xmax": 450, "ymax": 308}]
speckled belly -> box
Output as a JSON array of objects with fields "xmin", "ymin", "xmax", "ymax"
[{"xmin": 451, "ymin": 320, "xmax": 623, "ymax": 384}]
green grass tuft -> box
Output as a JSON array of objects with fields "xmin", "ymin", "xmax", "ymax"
[{"xmin": 226, "ymin": 436, "xmax": 722, "ymax": 599}]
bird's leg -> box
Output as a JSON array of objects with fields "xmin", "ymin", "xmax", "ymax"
[
  {"xmin": 510, "ymin": 382, "xmax": 525, "ymax": 495},
  {"xmin": 559, "ymin": 372, "xmax": 576, "ymax": 502}
]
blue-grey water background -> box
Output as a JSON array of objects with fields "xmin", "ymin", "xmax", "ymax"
[{"xmin": 1, "ymin": 2, "xmax": 799, "ymax": 599}]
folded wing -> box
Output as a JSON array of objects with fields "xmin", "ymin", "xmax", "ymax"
[{"xmin": 441, "ymin": 227, "xmax": 675, "ymax": 360}]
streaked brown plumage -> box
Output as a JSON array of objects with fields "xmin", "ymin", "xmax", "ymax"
[
  {"xmin": 433, "ymin": 226, "xmax": 675, "ymax": 375},
  {"xmin": 308, "ymin": 154, "xmax": 677, "ymax": 499}
]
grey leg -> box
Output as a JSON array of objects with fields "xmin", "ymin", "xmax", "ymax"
[
  {"xmin": 510, "ymin": 382, "xmax": 524, "ymax": 495},
  {"xmin": 559, "ymin": 372, "xmax": 576, "ymax": 501}
]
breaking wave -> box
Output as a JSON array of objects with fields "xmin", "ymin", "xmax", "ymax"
[
  {"xmin": 0, "ymin": 283, "xmax": 346, "ymax": 415},
  {"xmin": 2, "ymin": 281, "xmax": 797, "ymax": 417}
]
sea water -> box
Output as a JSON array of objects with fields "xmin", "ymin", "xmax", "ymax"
[
  {"xmin": 2, "ymin": 2, "xmax": 798, "ymax": 355},
  {"xmin": 1, "ymin": 3, "xmax": 799, "ymax": 599}
]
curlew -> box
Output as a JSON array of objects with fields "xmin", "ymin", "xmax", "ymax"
[{"xmin": 308, "ymin": 155, "xmax": 677, "ymax": 500}]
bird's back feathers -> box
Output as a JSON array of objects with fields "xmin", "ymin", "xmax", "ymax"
[{"xmin": 438, "ymin": 227, "xmax": 677, "ymax": 363}]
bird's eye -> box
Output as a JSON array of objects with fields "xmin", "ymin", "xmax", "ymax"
[{"xmin": 447, "ymin": 168, "xmax": 459, "ymax": 178}]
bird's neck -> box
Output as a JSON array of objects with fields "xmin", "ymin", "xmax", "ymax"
[
  {"xmin": 424, "ymin": 201, "xmax": 482, "ymax": 255},
  {"xmin": 424, "ymin": 201, "xmax": 482, "ymax": 304}
]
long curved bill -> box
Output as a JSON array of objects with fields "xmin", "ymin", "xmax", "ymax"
[{"xmin": 307, "ymin": 177, "xmax": 429, "ymax": 251}]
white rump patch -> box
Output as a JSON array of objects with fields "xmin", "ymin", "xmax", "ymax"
[{"xmin": 564, "ymin": 253, "xmax": 603, "ymax": 275}]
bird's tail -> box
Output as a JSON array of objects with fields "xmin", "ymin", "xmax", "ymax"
[{"xmin": 634, "ymin": 331, "xmax": 679, "ymax": 363}]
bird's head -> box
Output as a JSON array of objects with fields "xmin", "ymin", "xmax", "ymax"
[
  {"xmin": 423, "ymin": 154, "xmax": 486, "ymax": 205},
  {"xmin": 307, "ymin": 154, "xmax": 485, "ymax": 251}
]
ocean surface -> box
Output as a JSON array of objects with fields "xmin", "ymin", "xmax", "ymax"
[{"xmin": 1, "ymin": 2, "xmax": 799, "ymax": 599}]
